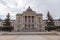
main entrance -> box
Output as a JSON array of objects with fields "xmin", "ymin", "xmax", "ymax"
[
  {"xmin": 21, "ymin": 16, "xmax": 38, "ymax": 32},
  {"xmin": 21, "ymin": 27, "xmax": 37, "ymax": 32}
]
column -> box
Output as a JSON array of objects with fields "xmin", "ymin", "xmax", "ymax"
[
  {"xmin": 30, "ymin": 16, "xmax": 31, "ymax": 24},
  {"xmin": 27, "ymin": 16, "xmax": 28, "ymax": 24}
]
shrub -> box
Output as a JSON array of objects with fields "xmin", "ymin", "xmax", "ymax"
[{"xmin": 2, "ymin": 26, "xmax": 14, "ymax": 32}]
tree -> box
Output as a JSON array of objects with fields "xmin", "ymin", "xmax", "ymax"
[
  {"xmin": 3, "ymin": 13, "xmax": 11, "ymax": 27},
  {"xmin": 3, "ymin": 13, "xmax": 14, "ymax": 31},
  {"xmin": 45, "ymin": 11, "xmax": 56, "ymax": 31}
]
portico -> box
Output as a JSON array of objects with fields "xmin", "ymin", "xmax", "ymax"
[{"xmin": 15, "ymin": 7, "xmax": 44, "ymax": 32}]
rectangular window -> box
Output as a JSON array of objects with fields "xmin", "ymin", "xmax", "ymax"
[
  {"xmin": 38, "ymin": 17, "xmax": 40, "ymax": 23},
  {"xmin": 17, "ymin": 25, "xmax": 20, "ymax": 28},
  {"xmin": 32, "ymin": 25, "xmax": 34, "ymax": 29},
  {"xmin": 18, "ymin": 17, "xmax": 20, "ymax": 22},
  {"xmin": 25, "ymin": 16, "xmax": 27, "ymax": 23},
  {"xmin": 25, "ymin": 24, "xmax": 27, "ymax": 29},
  {"xmin": 28, "ymin": 16, "xmax": 30, "ymax": 23},
  {"xmin": 39, "ymin": 25, "xmax": 41, "ymax": 28},
  {"xmin": 32, "ymin": 16, "xmax": 34, "ymax": 23}
]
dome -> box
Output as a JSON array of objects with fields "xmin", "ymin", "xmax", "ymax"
[{"xmin": 27, "ymin": 6, "xmax": 32, "ymax": 11}]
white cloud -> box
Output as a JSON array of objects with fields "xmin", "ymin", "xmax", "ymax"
[{"xmin": 0, "ymin": 0, "xmax": 60, "ymax": 19}]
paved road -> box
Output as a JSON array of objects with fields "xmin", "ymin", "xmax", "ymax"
[{"xmin": 0, "ymin": 35, "xmax": 60, "ymax": 40}]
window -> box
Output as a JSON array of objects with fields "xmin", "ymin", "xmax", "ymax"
[
  {"xmin": 40, "ymin": 25, "xmax": 41, "ymax": 28},
  {"xmin": 28, "ymin": 16, "xmax": 30, "ymax": 23},
  {"xmin": 17, "ymin": 25, "xmax": 20, "ymax": 28},
  {"xmin": 25, "ymin": 24, "xmax": 27, "ymax": 29},
  {"xmin": 18, "ymin": 17, "xmax": 20, "ymax": 22},
  {"xmin": 38, "ymin": 17, "xmax": 40, "ymax": 19},
  {"xmin": 25, "ymin": 16, "xmax": 27, "ymax": 23},
  {"xmin": 32, "ymin": 25, "xmax": 34, "ymax": 29},
  {"xmin": 29, "ymin": 24, "xmax": 30, "ymax": 29},
  {"xmin": 32, "ymin": 16, "xmax": 34, "ymax": 23},
  {"xmin": 39, "ymin": 20, "xmax": 40, "ymax": 22},
  {"xmin": 17, "ymin": 25, "xmax": 20, "ymax": 31},
  {"xmin": 39, "ymin": 29, "xmax": 41, "ymax": 31},
  {"xmin": 38, "ymin": 17, "xmax": 40, "ymax": 23}
]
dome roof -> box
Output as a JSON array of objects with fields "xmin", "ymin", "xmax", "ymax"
[{"xmin": 27, "ymin": 6, "xmax": 32, "ymax": 11}]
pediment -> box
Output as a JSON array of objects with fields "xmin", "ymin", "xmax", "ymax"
[
  {"xmin": 23, "ymin": 11, "xmax": 36, "ymax": 16},
  {"xmin": 22, "ymin": 6, "xmax": 36, "ymax": 16}
]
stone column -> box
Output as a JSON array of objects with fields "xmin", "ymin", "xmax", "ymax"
[
  {"xmin": 31, "ymin": 16, "xmax": 32, "ymax": 24},
  {"xmin": 27, "ymin": 16, "xmax": 28, "ymax": 24}
]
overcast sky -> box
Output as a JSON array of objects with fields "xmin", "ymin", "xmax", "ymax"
[{"xmin": 0, "ymin": 0, "xmax": 60, "ymax": 20}]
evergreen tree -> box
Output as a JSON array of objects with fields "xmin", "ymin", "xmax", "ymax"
[
  {"xmin": 3, "ymin": 13, "xmax": 11, "ymax": 27},
  {"xmin": 45, "ymin": 11, "xmax": 56, "ymax": 31},
  {"xmin": 2, "ymin": 13, "xmax": 14, "ymax": 31}
]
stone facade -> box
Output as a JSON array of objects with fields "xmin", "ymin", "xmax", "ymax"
[
  {"xmin": 0, "ymin": 7, "xmax": 60, "ymax": 32},
  {"xmin": 15, "ymin": 7, "xmax": 45, "ymax": 32}
]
